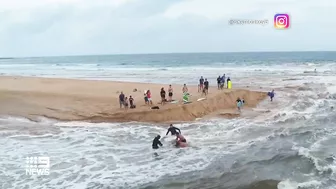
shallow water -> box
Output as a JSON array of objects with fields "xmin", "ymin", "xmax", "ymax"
[
  {"xmin": 0, "ymin": 53, "xmax": 336, "ymax": 189},
  {"xmin": 1, "ymin": 87, "xmax": 335, "ymax": 189}
]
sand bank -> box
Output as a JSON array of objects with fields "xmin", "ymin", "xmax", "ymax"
[{"xmin": 0, "ymin": 76, "xmax": 267, "ymax": 123}]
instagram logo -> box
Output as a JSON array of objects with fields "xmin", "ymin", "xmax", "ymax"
[{"xmin": 274, "ymin": 14, "xmax": 289, "ymax": 29}]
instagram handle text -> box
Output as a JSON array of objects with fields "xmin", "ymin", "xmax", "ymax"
[{"xmin": 229, "ymin": 19, "xmax": 268, "ymax": 26}]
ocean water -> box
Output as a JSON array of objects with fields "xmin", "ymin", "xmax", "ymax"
[{"xmin": 0, "ymin": 52, "xmax": 336, "ymax": 189}]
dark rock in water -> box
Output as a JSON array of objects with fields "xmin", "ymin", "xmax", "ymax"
[
  {"xmin": 328, "ymin": 94, "xmax": 336, "ymax": 99},
  {"xmin": 298, "ymin": 87, "xmax": 312, "ymax": 91},
  {"xmin": 325, "ymin": 156, "xmax": 335, "ymax": 163},
  {"xmin": 240, "ymin": 179, "xmax": 280, "ymax": 189}
]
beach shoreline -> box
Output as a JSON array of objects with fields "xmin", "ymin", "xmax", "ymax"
[{"xmin": 0, "ymin": 76, "xmax": 268, "ymax": 123}]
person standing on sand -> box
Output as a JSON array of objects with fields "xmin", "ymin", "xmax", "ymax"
[
  {"xmin": 168, "ymin": 85, "xmax": 173, "ymax": 101},
  {"xmin": 182, "ymin": 84, "xmax": 188, "ymax": 94},
  {"xmin": 160, "ymin": 87, "xmax": 166, "ymax": 105},
  {"xmin": 204, "ymin": 78, "xmax": 209, "ymax": 95},
  {"xmin": 227, "ymin": 77, "xmax": 231, "ymax": 89},
  {"xmin": 124, "ymin": 97, "xmax": 129, "ymax": 110},
  {"xmin": 217, "ymin": 76, "xmax": 221, "ymax": 90},
  {"xmin": 129, "ymin": 95, "xmax": 136, "ymax": 109},
  {"xmin": 199, "ymin": 76, "xmax": 204, "ymax": 92},
  {"xmin": 147, "ymin": 90, "xmax": 153, "ymax": 105},
  {"xmin": 221, "ymin": 74, "xmax": 226, "ymax": 89},
  {"xmin": 119, "ymin": 92, "xmax": 125, "ymax": 108},
  {"xmin": 144, "ymin": 91, "xmax": 149, "ymax": 105}
]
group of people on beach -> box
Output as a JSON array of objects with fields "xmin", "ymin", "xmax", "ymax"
[
  {"xmin": 197, "ymin": 74, "xmax": 231, "ymax": 96},
  {"xmin": 144, "ymin": 85, "xmax": 174, "ymax": 106},
  {"xmin": 159, "ymin": 85, "xmax": 174, "ymax": 105},
  {"xmin": 198, "ymin": 76, "xmax": 210, "ymax": 96},
  {"xmin": 119, "ymin": 92, "xmax": 136, "ymax": 109},
  {"xmin": 216, "ymin": 74, "xmax": 231, "ymax": 90},
  {"xmin": 152, "ymin": 124, "xmax": 187, "ymax": 150},
  {"xmin": 119, "ymin": 74, "xmax": 275, "ymax": 112}
]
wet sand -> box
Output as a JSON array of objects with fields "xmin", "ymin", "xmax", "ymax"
[{"xmin": 0, "ymin": 76, "xmax": 267, "ymax": 123}]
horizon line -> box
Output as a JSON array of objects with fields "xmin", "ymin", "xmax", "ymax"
[{"xmin": 1, "ymin": 50, "xmax": 336, "ymax": 59}]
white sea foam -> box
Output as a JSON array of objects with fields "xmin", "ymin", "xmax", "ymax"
[
  {"xmin": 1, "ymin": 118, "xmax": 268, "ymax": 188},
  {"xmin": 278, "ymin": 179, "xmax": 323, "ymax": 189}
]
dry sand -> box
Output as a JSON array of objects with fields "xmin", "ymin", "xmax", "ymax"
[{"xmin": 0, "ymin": 76, "xmax": 267, "ymax": 123}]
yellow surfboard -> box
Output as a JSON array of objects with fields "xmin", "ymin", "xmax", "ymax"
[{"xmin": 228, "ymin": 81, "xmax": 232, "ymax": 89}]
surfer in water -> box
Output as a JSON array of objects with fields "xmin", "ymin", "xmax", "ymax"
[
  {"xmin": 152, "ymin": 135, "xmax": 163, "ymax": 149},
  {"xmin": 175, "ymin": 133, "xmax": 187, "ymax": 148},
  {"xmin": 166, "ymin": 124, "xmax": 181, "ymax": 136}
]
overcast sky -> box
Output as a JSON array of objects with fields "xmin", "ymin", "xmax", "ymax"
[{"xmin": 0, "ymin": 0, "xmax": 335, "ymax": 57}]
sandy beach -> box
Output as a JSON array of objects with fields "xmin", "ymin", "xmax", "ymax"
[{"xmin": 0, "ymin": 76, "xmax": 267, "ymax": 123}]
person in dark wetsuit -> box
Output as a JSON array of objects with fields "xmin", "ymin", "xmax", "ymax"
[
  {"xmin": 217, "ymin": 76, "xmax": 221, "ymax": 89},
  {"xmin": 204, "ymin": 78, "xmax": 209, "ymax": 95},
  {"xmin": 152, "ymin": 135, "xmax": 163, "ymax": 149},
  {"xmin": 166, "ymin": 124, "xmax": 181, "ymax": 136}
]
